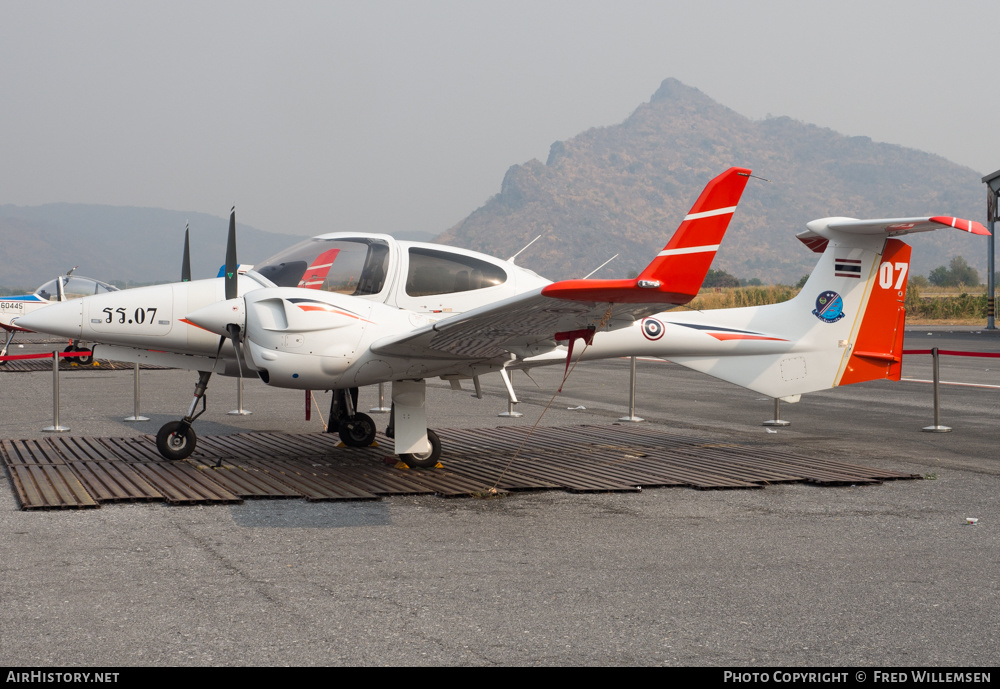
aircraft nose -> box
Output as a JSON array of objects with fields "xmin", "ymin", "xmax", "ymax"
[{"xmin": 14, "ymin": 301, "xmax": 84, "ymax": 339}]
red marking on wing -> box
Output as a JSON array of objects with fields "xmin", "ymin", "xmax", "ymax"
[
  {"xmin": 294, "ymin": 303, "xmax": 374, "ymax": 323},
  {"xmin": 929, "ymin": 216, "xmax": 990, "ymax": 236},
  {"xmin": 797, "ymin": 235, "xmax": 829, "ymax": 254},
  {"xmin": 707, "ymin": 333, "xmax": 788, "ymax": 342}
]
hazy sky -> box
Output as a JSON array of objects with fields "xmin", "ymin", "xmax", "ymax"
[{"xmin": 2, "ymin": 0, "xmax": 997, "ymax": 238}]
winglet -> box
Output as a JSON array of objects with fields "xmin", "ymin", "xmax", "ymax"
[{"xmin": 541, "ymin": 167, "xmax": 751, "ymax": 304}]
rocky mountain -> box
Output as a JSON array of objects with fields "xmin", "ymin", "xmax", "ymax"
[{"xmin": 437, "ymin": 79, "xmax": 987, "ymax": 284}]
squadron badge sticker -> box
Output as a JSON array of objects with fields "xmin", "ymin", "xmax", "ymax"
[{"xmin": 812, "ymin": 291, "xmax": 845, "ymax": 323}]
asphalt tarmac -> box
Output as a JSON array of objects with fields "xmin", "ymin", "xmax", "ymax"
[{"xmin": 1, "ymin": 328, "xmax": 997, "ymax": 667}]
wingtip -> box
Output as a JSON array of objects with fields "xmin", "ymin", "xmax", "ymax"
[{"xmin": 929, "ymin": 216, "xmax": 991, "ymax": 236}]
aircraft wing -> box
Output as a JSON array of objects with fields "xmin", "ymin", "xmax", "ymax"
[{"xmin": 370, "ymin": 287, "xmax": 666, "ymax": 361}]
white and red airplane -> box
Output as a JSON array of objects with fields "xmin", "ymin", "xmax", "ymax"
[
  {"xmin": 17, "ymin": 168, "xmax": 989, "ymax": 466},
  {"xmin": 0, "ymin": 268, "xmax": 119, "ymax": 365}
]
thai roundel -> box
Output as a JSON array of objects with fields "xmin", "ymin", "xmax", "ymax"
[{"xmin": 642, "ymin": 317, "xmax": 665, "ymax": 340}]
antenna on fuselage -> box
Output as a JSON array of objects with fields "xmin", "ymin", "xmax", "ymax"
[
  {"xmin": 508, "ymin": 235, "xmax": 542, "ymax": 264},
  {"xmin": 182, "ymin": 222, "xmax": 192, "ymax": 282},
  {"xmin": 581, "ymin": 254, "xmax": 619, "ymax": 279}
]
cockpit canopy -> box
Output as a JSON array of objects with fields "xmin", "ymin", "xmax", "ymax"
[
  {"xmin": 254, "ymin": 236, "xmax": 509, "ymax": 299},
  {"xmin": 34, "ymin": 276, "xmax": 119, "ymax": 302},
  {"xmin": 255, "ymin": 237, "xmax": 390, "ymax": 295}
]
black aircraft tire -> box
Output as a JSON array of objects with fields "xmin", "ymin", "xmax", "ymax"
[
  {"xmin": 156, "ymin": 421, "xmax": 197, "ymax": 461},
  {"xmin": 75, "ymin": 349, "xmax": 93, "ymax": 365},
  {"xmin": 338, "ymin": 413, "xmax": 378, "ymax": 448},
  {"xmin": 400, "ymin": 429, "xmax": 441, "ymax": 469}
]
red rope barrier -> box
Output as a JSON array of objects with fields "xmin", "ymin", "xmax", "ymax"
[
  {"xmin": 903, "ymin": 349, "xmax": 1000, "ymax": 358},
  {"xmin": 0, "ymin": 350, "xmax": 92, "ymax": 362}
]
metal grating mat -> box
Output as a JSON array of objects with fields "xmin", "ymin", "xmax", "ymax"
[{"xmin": 1, "ymin": 425, "xmax": 920, "ymax": 509}]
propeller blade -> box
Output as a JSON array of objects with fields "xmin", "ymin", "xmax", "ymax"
[
  {"xmin": 225, "ymin": 207, "xmax": 237, "ymax": 300},
  {"xmin": 226, "ymin": 322, "xmax": 245, "ymax": 373},
  {"xmin": 182, "ymin": 223, "xmax": 191, "ymax": 282},
  {"xmin": 226, "ymin": 323, "xmax": 242, "ymax": 352}
]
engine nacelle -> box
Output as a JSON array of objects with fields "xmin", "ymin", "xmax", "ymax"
[{"xmin": 242, "ymin": 288, "xmax": 374, "ymax": 389}]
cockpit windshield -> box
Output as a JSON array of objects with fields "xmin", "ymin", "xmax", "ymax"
[
  {"xmin": 253, "ymin": 237, "xmax": 390, "ymax": 296},
  {"xmin": 34, "ymin": 276, "xmax": 119, "ymax": 302}
]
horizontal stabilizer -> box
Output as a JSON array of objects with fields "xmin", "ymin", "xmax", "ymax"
[{"xmin": 797, "ymin": 215, "xmax": 990, "ymax": 253}]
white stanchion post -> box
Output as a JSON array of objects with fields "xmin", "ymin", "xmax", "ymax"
[
  {"xmin": 42, "ymin": 351, "xmax": 69, "ymax": 432},
  {"xmin": 763, "ymin": 398, "xmax": 790, "ymax": 427},
  {"xmin": 124, "ymin": 362, "xmax": 149, "ymax": 422},
  {"xmin": 618, "ymin": 356, "xmax": 644, "ymax": 422},
  {"xmin": 923, "ymin": 347, "xmax": 952, "ymax": 433},
  {"xmin": 369, "ymin": 382, "xmax": 391, "ymax": 413},
  {"xmin": 228, "ymin": 377, "xmax": 252, "ymax": 416}
]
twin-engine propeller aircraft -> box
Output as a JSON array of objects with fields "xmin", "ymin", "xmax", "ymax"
[
  {"xmin": 1, "ymin": 268, "xmax": 119, "ymax": 365},
  {"xmin": 18, "ymin": 168, "xmax": 989, "ymax": 466}
]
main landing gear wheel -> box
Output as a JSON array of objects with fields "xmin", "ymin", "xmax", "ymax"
[
  {"xmin": 400, "ymin": 429, "xmax": 441, "ymax": 469},
  {"xmin": 63, "ymin": 344, "xmax": 93, "ymax": 365},
  {"xmin": 156, "ymin": 421, "xmax": 197, "ymax": 461},
  {"xmin": 338, "ymin": 413, "xmax": 377, "ymax": 448}
]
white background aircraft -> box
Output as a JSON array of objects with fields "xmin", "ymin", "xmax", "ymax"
[
  {"xmin": 0, "ymin": 268, "xmax": 118, "ymax": 365},
  {"xmin": 18, "ymin": 168, "xmax": 989, "ymax": 466}
]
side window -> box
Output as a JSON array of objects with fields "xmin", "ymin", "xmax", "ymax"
[
  {"xmin": 35, "ymin": 279, "xmax": 59, "ymax": 301},
  {"xmin": 405, "ymin": 248, "xmax": 507, "ymax": 297},
  {"xmin": 354, "ymin": 242, "xmax": 390, "ymax": 295},
  {"xmin": 62, "ymin": 277, "xmax": 100, "ymax": 300}
]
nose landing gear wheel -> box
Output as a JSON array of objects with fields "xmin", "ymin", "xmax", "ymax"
[
  {"xmin": 156, "ymin": 421, "xmax": 197, "ymax": 461},
  {"xmin": 400, "ymin": 429, "xmax": 441, "ymax": 469},
  {"xmin": 338, "ymin": 413, "xmax": 377, "ymax": 447}
]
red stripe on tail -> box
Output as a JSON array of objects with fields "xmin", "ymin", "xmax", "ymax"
[{"xmin": 839, "ymin": 239, "xmax": 910, "ymax": 385}]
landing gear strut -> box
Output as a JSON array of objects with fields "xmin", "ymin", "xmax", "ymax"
[
  {"xmin": 156, "ymin": 371, "xmax": 211, "ymax": 460},
  {"xmin": 390, "ymin": 379, "xmax": 442, "ymax": 468},
  {"xmin": 328, "ymin": 387, "xmax": 377, "ymax": 448},
  {"xmin": 0, "ymin": 330, "xmax": 15, "ymax": 366}
]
